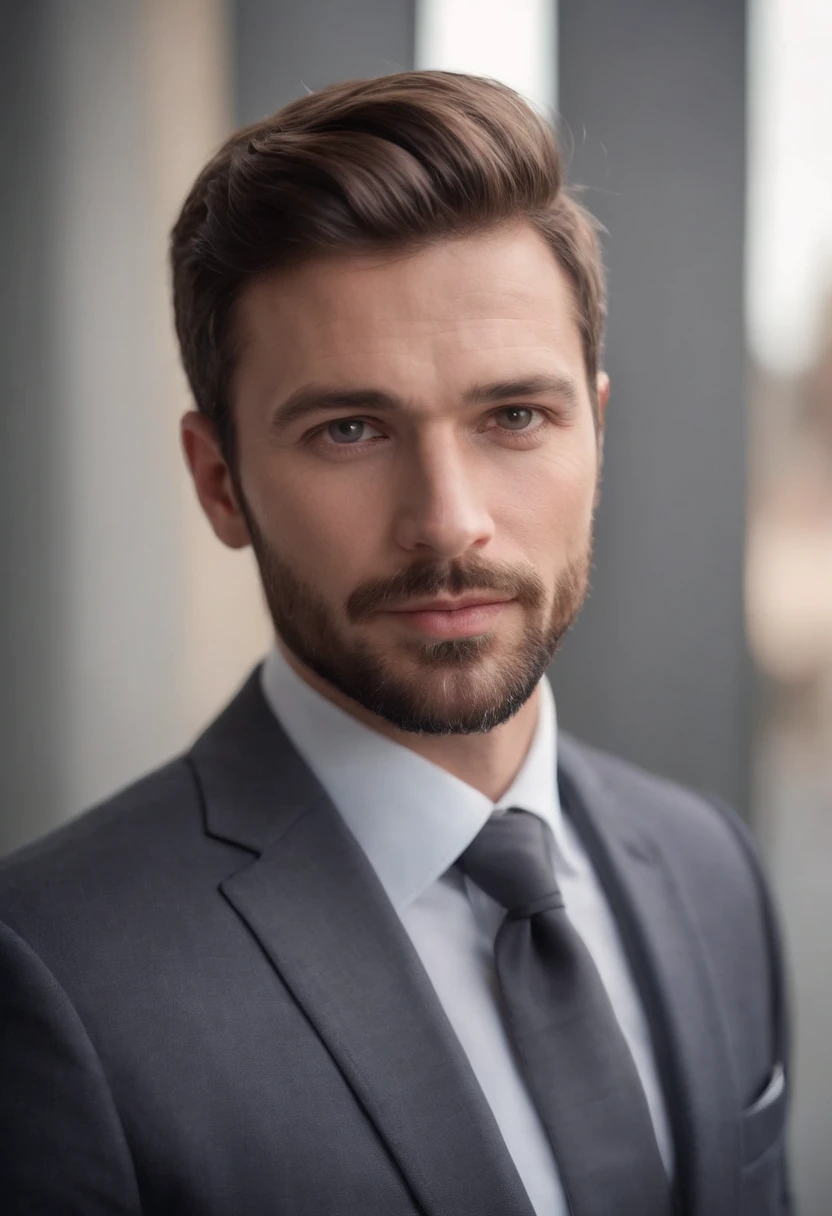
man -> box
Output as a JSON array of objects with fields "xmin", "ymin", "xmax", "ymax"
[{"xmin": 0, "ymin": 72, "xmax": 789, "ymax": 1215}]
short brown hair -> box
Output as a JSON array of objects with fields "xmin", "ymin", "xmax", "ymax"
[{"xmin": 170, "ymin": 71, "xmax": 606, "ymax": 460}]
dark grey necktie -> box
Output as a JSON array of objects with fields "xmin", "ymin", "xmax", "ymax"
[{"xmin": 458, "ymin": 808, "xmax": 673, "ymax": 1216}]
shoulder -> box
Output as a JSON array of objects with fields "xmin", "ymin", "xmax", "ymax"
[
  {"xmin": 560, "ymin": 732, "xmax": 763, "ymax": 883},
  {"xmin": 0, "ymin": 756, "xmax": 213, "ymax": 952},
  {"xmin": 0, "ymin": 756, "xmax": 197, "ymax": 878},
  {"xmin": 559, "ymin": 732, "xmax": 777, "ymax": 942}
]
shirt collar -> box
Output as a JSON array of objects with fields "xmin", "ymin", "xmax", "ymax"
[{"xmin": 260, "ymin": 646, "xmax": 572, "ymax": 911}]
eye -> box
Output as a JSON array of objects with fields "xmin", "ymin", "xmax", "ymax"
[
  {"xmin": 323, "ymin": 418, "xmax": 384, "ymax": 445},
  {"xmin": 493, "ymin": 407, "xmax": 544, "ymax": 432}
]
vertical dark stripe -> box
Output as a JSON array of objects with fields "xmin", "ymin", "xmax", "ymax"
[
  {"xmin": 0, "ymin": 1, "xmax": 68, "ymax": 855},
  {"xmin": 232, "ymin": 0, "xmax": 417, "ymax": 124},
  {"xmin": 553, "ymin": 0, "xmax": 750, "ymax": 815}
]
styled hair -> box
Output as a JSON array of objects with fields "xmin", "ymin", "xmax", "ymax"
[{"xmin": 170, "ymin": 71, "xmax": 607, "ymax": 460}]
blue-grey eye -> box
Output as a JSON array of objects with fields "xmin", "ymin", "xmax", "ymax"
[
  {"xmin": 499, "ymin": 408, "xmax": 535, "ymax": 430},
  {"xmin": 328, "ymin": 419, "xmax": 367, "ymax": 444}
]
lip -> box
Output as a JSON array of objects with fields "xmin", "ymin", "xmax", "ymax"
[
  {"xmin": 387, "ymin": 595, "xmax": 513, "ymax": 613},
  {"xmin": 383, "ymin": 597, "xmax": 514, "ymax": 639}
]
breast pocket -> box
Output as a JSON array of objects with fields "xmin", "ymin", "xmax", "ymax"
[{"xmin": 740, "ymin": 1063, "xmax": 788, "ymax": 1216}]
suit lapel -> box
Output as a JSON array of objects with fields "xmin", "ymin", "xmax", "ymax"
[
  {"xmin": 190, "ymin": 671, "xmax": 535, "ymax": 1216},
  {"xmin": 557, "ymin": 735, "xmax": 742, "ymax": 1216}
]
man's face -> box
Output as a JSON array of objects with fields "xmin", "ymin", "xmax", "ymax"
[{"xmin": 192, "ymin": 223, "xmax": 606, "ymax": 734}]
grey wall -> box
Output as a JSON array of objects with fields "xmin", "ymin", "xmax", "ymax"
[
  {"xmin": 233, "ymin": 0, "xmax": 415, "ymax": 122},
  {"xmin": 553, "ymin": 0, "xmax": 750, "ymax": 814},
  {"xmin": 0, "ymin": 2, "xmax": 68, "ymax": 849}
]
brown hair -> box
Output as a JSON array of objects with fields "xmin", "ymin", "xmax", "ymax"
[{"xmin": 170, "ymin": 71, "xmax": 606, "ymax": 461}]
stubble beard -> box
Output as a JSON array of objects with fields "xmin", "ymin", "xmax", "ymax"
[{"xmin": 242, "ymin": 503, "xmax": 593, "ymax": 736}]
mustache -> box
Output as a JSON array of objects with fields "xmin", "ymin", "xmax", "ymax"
[{"xmin": 346, "ymin": 556, "xmax": 547, "ymax": 621}]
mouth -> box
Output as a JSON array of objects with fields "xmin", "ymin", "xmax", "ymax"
[{"xmin": 383, "ymin": 596, "xmax": 514, "ymax": 639}]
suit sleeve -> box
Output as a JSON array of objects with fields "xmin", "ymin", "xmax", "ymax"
[{"xmin": 0, "ymin": 919, "xmax": 142, "ymax": 1214}]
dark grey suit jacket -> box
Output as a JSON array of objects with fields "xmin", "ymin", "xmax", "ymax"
[{"xmin": 0, "ymin": 669, "xmax": 790, "ymax": 1215}]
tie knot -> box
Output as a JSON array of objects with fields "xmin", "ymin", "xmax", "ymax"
[{"xmin": 457, "ymin": 808, "xmax": 563, "ymax": 917}]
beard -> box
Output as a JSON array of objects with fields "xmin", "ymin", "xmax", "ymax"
[{"xmin": 241, "ymin": 502, "xmax": 592, "ymax": 736}]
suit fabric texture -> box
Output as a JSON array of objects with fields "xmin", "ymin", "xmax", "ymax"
[{"xmin": 0, "ymin": 668, "xmax": 790, "ymax": 1215}]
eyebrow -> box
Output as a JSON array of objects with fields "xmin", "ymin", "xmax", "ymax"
[
  {"xmin": 268, "ymin": 373, "xmax": 581, "ymax": 433},
  {"xmin": 464, "ymin": 374, "xmax": 581, "ymax": 409}
]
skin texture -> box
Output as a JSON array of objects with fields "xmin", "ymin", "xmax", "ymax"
[{"xmin": 182, "ymin": 222, "xmax": 609, "ymax": 799}]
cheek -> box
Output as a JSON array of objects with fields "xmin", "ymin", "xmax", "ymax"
[
  {"xmin": 496, "ymin": 442, "xmax": 598, "ymax": 545},
  {"xmin": 248, "ymin": 457, "xmax": 385, "ymax": 589}
]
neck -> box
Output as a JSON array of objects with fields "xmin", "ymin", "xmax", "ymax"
[{"xmin": 278, "ymin": 642, "xmax": 541, "ymax": 802}]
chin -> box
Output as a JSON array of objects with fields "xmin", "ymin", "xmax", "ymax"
[{"xmin": 350, "ymin": 645, "xmax": 546, "ymax": 736}]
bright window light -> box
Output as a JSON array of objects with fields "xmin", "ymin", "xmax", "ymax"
[
  {"xmin": 747, "ymin": 0, "xmax": 832, "ymax": 373},
  {"xmin": 415, "ymin": 0, "xmax": 557, "ymax": 116}
]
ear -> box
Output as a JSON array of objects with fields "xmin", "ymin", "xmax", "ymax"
[
  {"xmin": 593, "ymin": 372, "xmax": 610, "ymax": 510},
  {"xmin": 180, "ymin": 411, "xmax": 251, "ymax": 549}
]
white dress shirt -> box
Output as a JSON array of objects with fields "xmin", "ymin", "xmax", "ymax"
[{"xmin": 261, "ymin": 647, "xmax": 673, "ymax": 1216}]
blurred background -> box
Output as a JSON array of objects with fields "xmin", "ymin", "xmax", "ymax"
[{"xmin": 1, "ymin": 0, "xmax": 829, "ymax": 1208}]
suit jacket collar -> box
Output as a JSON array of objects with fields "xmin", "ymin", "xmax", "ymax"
[{"xmin": 190, "ymin": 669, "xmax": 328, "ymax": 855}]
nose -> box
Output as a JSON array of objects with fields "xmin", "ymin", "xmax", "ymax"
[{"xmin": 392, "ymin": 434, "xmax": 495, "ymax": 558}]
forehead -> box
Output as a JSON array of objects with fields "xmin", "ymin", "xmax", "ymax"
[{"xmin": 234, "ymin": 223, "xmax": 586, "ymax": 401}]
